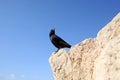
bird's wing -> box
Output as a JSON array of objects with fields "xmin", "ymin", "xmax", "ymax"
[{"xmin": 55, "ymin": 35, "xmax": 70, "ymax": 46}]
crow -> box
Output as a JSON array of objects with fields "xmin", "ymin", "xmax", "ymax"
[{"xmin": 49, "ymin": 29, "xmax": 71, "ymax": 51}]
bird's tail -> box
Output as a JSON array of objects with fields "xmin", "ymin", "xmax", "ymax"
[{"xmin": 67, "ymin": 44, "xmax": 71, "ymax": 48}]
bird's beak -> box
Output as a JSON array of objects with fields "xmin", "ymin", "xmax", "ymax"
[{"xmin": 53, "ymin": 28, "xmax": 55, "ymax": 31}]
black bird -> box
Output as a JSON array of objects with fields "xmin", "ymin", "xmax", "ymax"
[{"xmin": 49, "ymin": 29, "xmax": 71, "ymax": 51}]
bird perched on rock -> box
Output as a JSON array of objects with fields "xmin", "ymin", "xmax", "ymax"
[{"xmin": 49, "ymin": 29, "xmax": 71, "ymax": 51}]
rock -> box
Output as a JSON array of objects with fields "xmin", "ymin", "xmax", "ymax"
[{"xmin": 49, "ymin": 12, "xmax": 120, "ymax": 80}]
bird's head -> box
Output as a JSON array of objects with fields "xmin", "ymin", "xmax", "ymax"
[{"xmin": 49, "ymin": 29, "xmax": 55, "ymax": 37}]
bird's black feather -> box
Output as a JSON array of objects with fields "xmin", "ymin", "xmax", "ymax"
[{"xmin": 49, "ymin": 29, "xmax": 71, "ymax": 50}]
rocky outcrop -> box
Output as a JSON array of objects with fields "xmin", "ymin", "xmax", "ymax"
[{"xmin": 49, "ymin": 12, "xmax": 120, "ymax": 80}]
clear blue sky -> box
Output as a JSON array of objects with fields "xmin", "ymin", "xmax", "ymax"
[{"xmin": 0, "ymin": 0, "xmax": 120, "ymax": 80}]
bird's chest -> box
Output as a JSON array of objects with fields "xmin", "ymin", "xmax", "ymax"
[{"xmin": 50, "ymin": 35, "xmax": 59, "ymax": 43}]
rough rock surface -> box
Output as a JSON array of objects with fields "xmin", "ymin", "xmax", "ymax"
[{"xmin": 49, "ymin": 12, "xmax": 120, "ymax": 80}]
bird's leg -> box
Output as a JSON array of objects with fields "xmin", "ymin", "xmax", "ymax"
[{"xmin": 55, "ymin": 48, "xmax": 59, "ymax": 53}]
